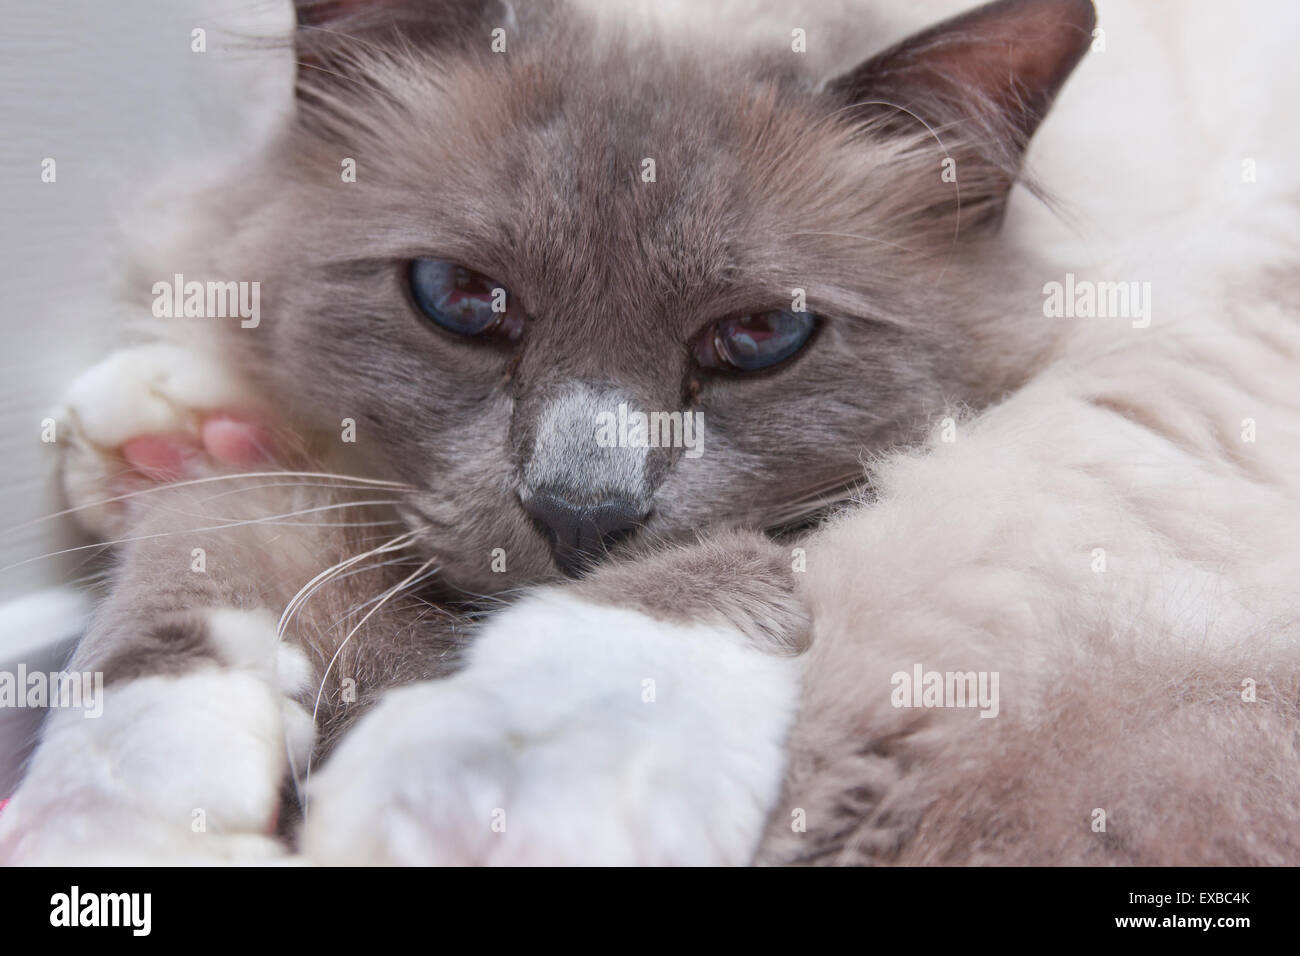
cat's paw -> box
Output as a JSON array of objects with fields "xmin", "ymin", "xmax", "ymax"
[
  {"xmin": 302, "ymin": 592, "xmax": 803, "ymax": 865},
  {"xmin": 0, "ymin": 608, "xmax": 315, "ymax": 865},
  {"xmin": 58, "ymin": 343, "xmax": 271, "ymax": 538}
]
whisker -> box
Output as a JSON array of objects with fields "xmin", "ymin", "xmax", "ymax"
[
  {"xmin": 259, "ymin": 519, "xmax": 407, "ymax": 528},
  {"xmin": 141, "ymin": 498, "xmax": 405, "ymax": 528},
  {"xmin": 302, "ymin": 555, "xmax": 441, "ymax": 817},
  {"xmin": 0, "ymin": 501, "xmax": 414, "ymax": 574},
  {"xmin": 195, "ymin": 480, "xmax": 415, "ymax": 505},
  {"xmin": 1, "ymin": 470, "xmax": 418, "ymax": 535},
  {"xmin": 319, "ymin": 564, "xmax": 444, "ymax": 638},
  {"xmin": 276, "ymin": 530, "xmax": 423, "ymax": 648},
  {"xmin": 763, "ymin": 472, "xmax": 869, "ymax": 529},
  {"xmin": 278, "ymin": 529, "xmax": 427, "ymax": 803}
]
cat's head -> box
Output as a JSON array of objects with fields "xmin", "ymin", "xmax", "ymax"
[{"xmin": 224, "ymin": 0, "xmax": 1094, "ymax": 590}]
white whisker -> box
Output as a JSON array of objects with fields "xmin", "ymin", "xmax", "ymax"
[
  {"xmin": 319, "ymin": 564, "xmax": 444, "ymax": 638},
  {"xmin": 196, "ymin": 480, "xmax": 417, "ymax": 504},
  {"xmin": 276, "ymin": 530, "xmax": 422, "ymax": 647},
  {"xmin": 1, "ymin": 469, "xmax": 417, "ymax": 535},
  {"xmin": 301, "ymin": 555, "xmax": 441, "ymax": 817},
  {"xmin": 142, "ymin": 498, "xmax": 404, "ymax": 528},
  {"xmin": 0, "ymin": 501, "xmax": 414, "ymax": 574},
  {"xmin": 278, "ymin": 529, "xmax": 427, "ymax": 803}
]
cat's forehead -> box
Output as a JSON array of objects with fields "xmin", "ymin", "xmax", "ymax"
[
  {"xmin": 440, "ymin": 44, "xmax": 822, "ymax": 200},
  {"xmin": 407, "ymin": 45, "xmax": 858, "ymax": 294},
  {"xmin": 289, "ymin": 32, "xmax": 905, "ymax": 321}
]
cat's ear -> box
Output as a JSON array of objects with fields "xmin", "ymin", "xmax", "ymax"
[
  {"xmin": 825, "ymin": 0, "xmax": 1096, "ymax": 227},
  {"xmin": 292, "ymin": 0, "xmax": 513, "ymax": 91}
]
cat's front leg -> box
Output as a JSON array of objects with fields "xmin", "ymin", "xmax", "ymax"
[
  {"xmin": 303, "ymin": 531, "xmax": 807, "ymax": 866},
  {"xmin": 2, "ymin": 345, "xmax": 315, "ymax": 864},
  {"xmin": 1, "ymin": 468, "xmax": 345, "ymax": 864},
  {"xmin": 0, "ymin": 606, "xmax": 315, "ymax": 864}
]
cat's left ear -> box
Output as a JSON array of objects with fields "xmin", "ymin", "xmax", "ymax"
[{"xmin": 825, "ymin": 0, "xmax": 1096, "ymax": 225}]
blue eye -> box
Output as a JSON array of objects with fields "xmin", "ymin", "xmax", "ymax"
[
  {"xmin": 695, "ymin": 309, "xmax": 817, "ymax": 371},
  {"xmin": 408, "ymin": 259, "xmax": 523, "ymax": 340}
]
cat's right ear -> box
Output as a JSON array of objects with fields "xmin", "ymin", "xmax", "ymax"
[
  {"xmin": 292, "ymin": 0, "xmax": 514, "ymax": 92},
  {"xmin": 824, "ymin": 0, "xmax": 1096, "ymax": 229}
]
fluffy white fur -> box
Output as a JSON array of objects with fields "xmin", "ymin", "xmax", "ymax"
[
  {"xmin": 305, "ymin": 592, "xmax": 802, "ymax": 865},
  {"xmin": 753, "ymin": 0, "xmax": 1300, "ymax": 864},
  {"xmin": 0, "ymin": 609, "xmax": 312, "ymax": 865},
  {"xmin": 59, "ymin": 343, "xmax": 254, "ymax": 537},
  {"xmin": 62, "ymin": 343, "xmax": 247, "ymax": 448}
]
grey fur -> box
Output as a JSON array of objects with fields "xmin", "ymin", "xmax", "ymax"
[{"xmin": 56, "ymin": 0, "xmax": 1099, "ymax": 859}]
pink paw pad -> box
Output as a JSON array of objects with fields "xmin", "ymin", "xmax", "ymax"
[{"xmin": 119, "ymin": 412, "xmax": 271, "ymax": 482}]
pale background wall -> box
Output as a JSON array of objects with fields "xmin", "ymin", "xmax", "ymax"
[
  {"xmin": 0, "ymin": 0, "xmax": 293, "ymax": 605},
  {"xmin": 0, "ymin": 0, "xmax": 294, "ymax": 789}
]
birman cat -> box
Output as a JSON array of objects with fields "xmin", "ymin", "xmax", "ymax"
[{"xmin": 3, "ymin": 0, "xmax": 1298, "ymax": 865}]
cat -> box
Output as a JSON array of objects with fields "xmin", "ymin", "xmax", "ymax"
[{"xmin": 3, "ymin": 0, "xmax": 1299, "ymax": 864}]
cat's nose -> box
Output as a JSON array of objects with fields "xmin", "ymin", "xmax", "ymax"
[{"xmin": 522, "ymin": 490, "xmax": 644, "ymax": 577}]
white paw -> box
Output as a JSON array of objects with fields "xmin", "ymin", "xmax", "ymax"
[
  {"xmin": 0, "ymin": 609, "xmax": 315, "ymax": 865},
  {"xmin": 303, "ymin": 593, "xmax": 802, "ymax": 866},
  {"xmin": 57, "ymin": 343, "xmax": 262, "ymax": 538}
]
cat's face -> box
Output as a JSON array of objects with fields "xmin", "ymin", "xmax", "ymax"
[{"xmin": 226, "ymin": 0, "xmax": 1092, "ymax": 591}]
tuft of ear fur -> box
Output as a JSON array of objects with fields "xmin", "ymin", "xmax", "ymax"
[
  {"xmin": 827, "ymin": 0, "xmax": 1096, "ymax": 230},
  {"xmin": 291, "ymin": 0, "xmax": 514, "ymax": 93}
]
